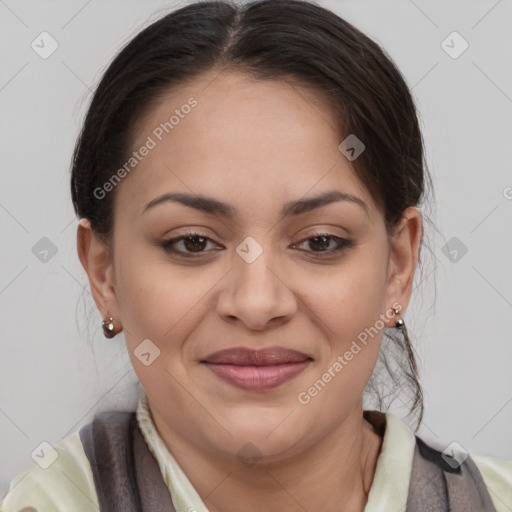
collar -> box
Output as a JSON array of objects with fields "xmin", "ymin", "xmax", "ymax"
[{"xmin": 136, "ymin": 390, "xmax": 417, "ymax": 512}]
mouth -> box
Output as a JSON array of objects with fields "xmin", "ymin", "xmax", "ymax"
[{"xmin": 201, "ymin": 346, "xmax": 313, "ymax": 391}]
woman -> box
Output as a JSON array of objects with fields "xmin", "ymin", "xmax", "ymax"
[{"xmin": 2, "ymin": 0, "xmax": 511, "ymax": 510}]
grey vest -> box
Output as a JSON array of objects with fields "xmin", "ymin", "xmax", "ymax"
[{"xmin": 78, "ymin": 410, "xmax": 497, "ymax": 511}]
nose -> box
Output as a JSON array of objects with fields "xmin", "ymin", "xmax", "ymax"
[{"xmin": 216, "ymin": 243, "xmax": 298, "ymax": 331}]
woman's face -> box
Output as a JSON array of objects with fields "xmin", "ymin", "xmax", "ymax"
[{"xmin": 82, "ymin": 69, "xmax": 421, "ymax": 462}]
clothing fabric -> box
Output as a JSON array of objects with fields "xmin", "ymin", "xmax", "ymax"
[
  {"xmin": 78, "ymin": 409, "xmax": 175, "ymax": 511},
  {"xmin": 77, "ymin": 405, "xmax": 497, "ymax": 511},
  {"xmin": 2, "ymin": 390, "xmax": 511, "ymax": 511}
]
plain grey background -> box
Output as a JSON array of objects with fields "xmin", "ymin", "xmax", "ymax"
[{"xmin": 1, "ymin": 0, "xmax": 511, "ymax": 498}]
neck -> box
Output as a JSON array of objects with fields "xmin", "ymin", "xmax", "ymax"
[{"xmin": 150, "ymin": 401, "xmax": 384, "ymax": 512}]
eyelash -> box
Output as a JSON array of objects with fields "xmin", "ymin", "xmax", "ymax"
[{"xmin": 160, "ymin": 230, "xmax": 355, "ymax": 258}]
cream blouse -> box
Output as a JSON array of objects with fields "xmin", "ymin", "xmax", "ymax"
[{"xmin": 2, "ymin": 390, "xmax": 511, "ymax": 511}]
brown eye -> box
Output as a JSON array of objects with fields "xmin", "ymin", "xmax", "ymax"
[
  {"xmin": 160, "ymin": 231, "xmax": 354, "ymax": 259},
  {"xmin": 294, "ymin": 233, "xmax": 355, "ymax": 255},
  {"xmin": 308, "ymin": 235, "xmax": 333, "ymax": 252},
  {"xmin": 182, "ymin": 234, "xmax": 208, "ymax": 252},
  {"xmin": 161, "ymin": 231, "xmax": 219, "ymax": 256}
]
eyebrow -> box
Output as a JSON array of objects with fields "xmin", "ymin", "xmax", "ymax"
[{"xmin": 142, "ymin": 190, "xmax": 369, "ymax": 219}]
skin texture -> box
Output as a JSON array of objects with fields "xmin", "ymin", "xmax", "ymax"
[{"xmin": 77, "ymin": 69, "xmax": 422, "ymax": 512}]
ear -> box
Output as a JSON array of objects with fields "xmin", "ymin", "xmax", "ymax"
[
  {"xmin": 77, "ymin": 218, "xmax": 120, "ymax": 322},
  {"xmin": 385, "ymin": 207, "xmax": 423, "ymax": 321}
]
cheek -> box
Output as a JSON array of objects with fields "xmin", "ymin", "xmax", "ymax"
[
  {"xmin": 297, "ymin": 260, "xmax": 387, "ymax": 417},
  {"xmin": 307, "ymin": 255, "xmax": 388, "ymax": 341},
  {"xmin": 114, "ymin": 244, "xmax": 220, "ymax": 352}
]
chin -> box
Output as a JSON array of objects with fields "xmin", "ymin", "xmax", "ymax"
[{"xmin": 209, "ymin": 417, "xmax": 307, "ymax": 460}]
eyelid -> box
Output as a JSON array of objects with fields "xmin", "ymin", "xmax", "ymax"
[
  {"xmin": 160, "ymin": 230, "xmax": 355, "ymax": 257},
  {"xmin": 161, "ymin": 231, "xmax": 221, "ymax": 254},
  {"xmin": 292, "ymin": 232, "xmax": 355, "ymax": 253}
]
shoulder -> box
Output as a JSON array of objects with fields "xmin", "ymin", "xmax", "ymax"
[
  {"xmin": 1, "ymin": 429, "xmax": 99, "ymax": 512},
  {"xmin": 470, "ymin": 451, "xmax": 512, "ymax": 512}
]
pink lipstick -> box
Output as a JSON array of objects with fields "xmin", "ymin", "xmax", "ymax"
[{"xmin": 201, "ymin": 346, "xmax": 312, "ymax": 391}]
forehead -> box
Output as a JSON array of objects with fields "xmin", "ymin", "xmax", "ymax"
[{"xmin": 117, "ymin": 70, "xmax": 377, "ymax": 223}]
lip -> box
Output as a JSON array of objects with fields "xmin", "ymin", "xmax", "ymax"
[
  {"xmin": 202, "ymin": 346, "xmax": 312, "ymax": 365},
  {"xmin": 201, "ymin": 346, "xmax": 312, "ymax": 391}
]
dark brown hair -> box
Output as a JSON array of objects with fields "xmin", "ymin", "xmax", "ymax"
[{"xmin": 71, "ymin": 0, "xmax": 436, "ymax": 430}]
